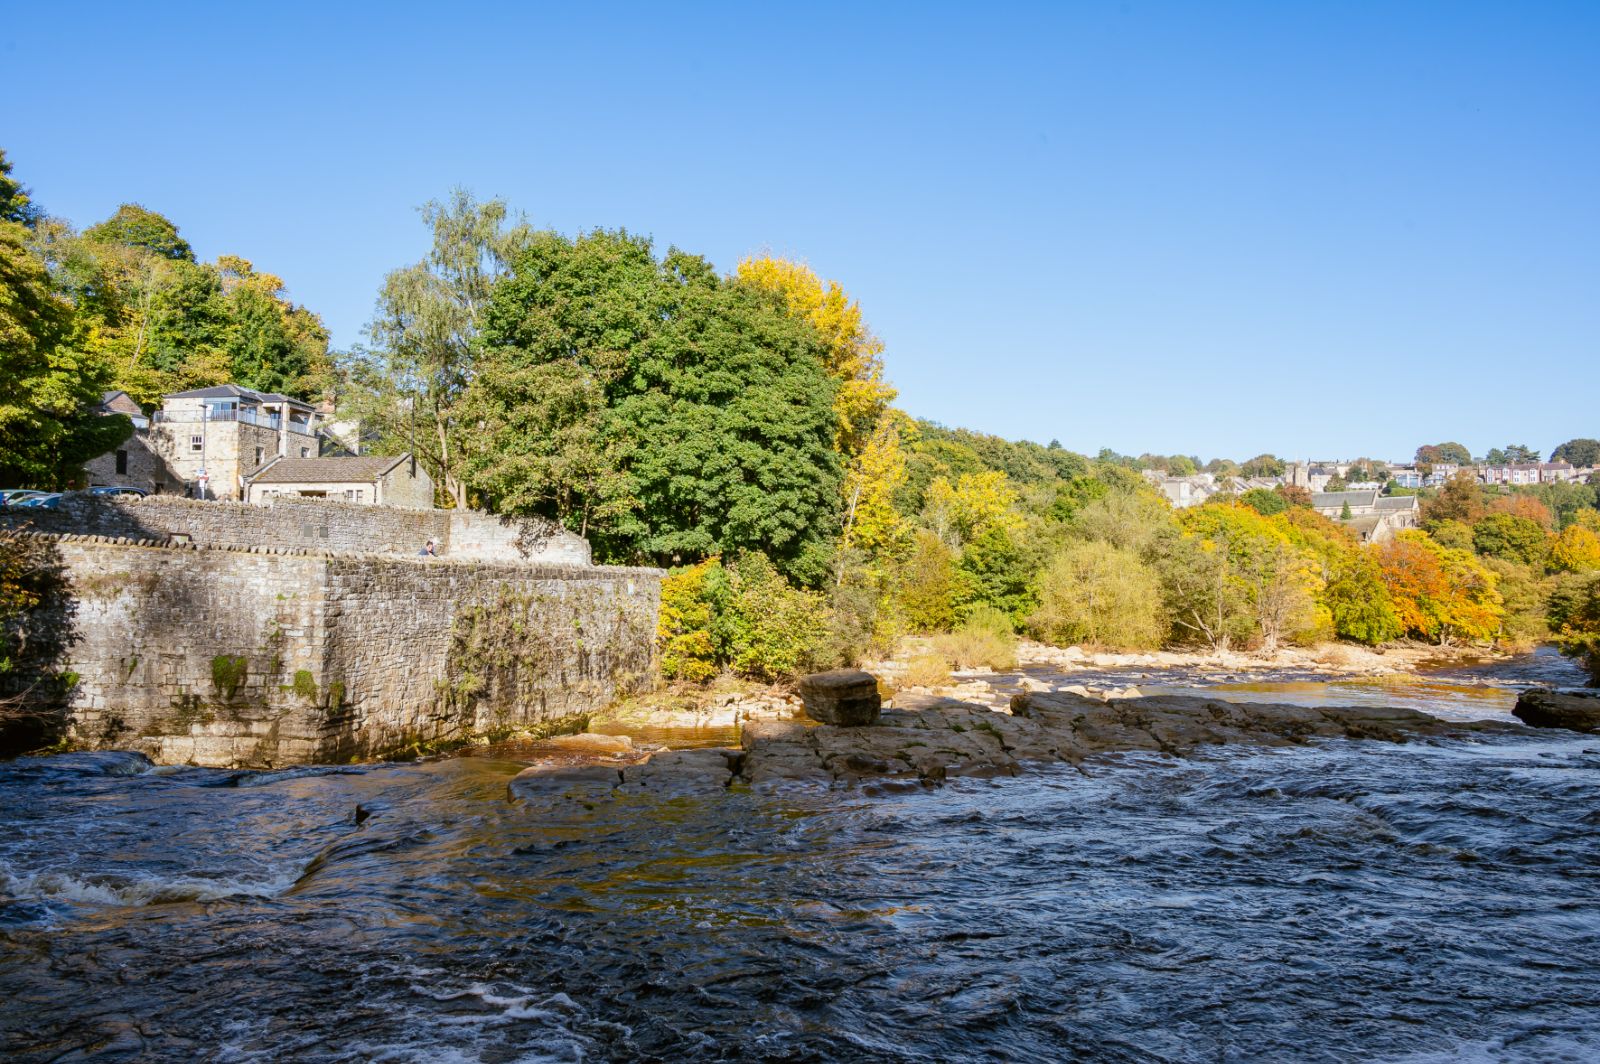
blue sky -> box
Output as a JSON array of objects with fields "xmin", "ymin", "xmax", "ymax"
[{"xmin": 7, "ymin": 1, "xmax": 1597, "ymax": 463}]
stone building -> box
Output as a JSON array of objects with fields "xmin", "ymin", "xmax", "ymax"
[
  {"xmin": 1311, "ymin": 490, "xmax": 1420, "ymax": 543},
  {"xmin": 84, "ymin": 384, "xmax": 328, "ymax": 499},
  {"xmin": 151, "ymin": 385, "xmax": 324, "ymax": 499},
  {"xmin": 244, "ymin": 455, "xmax": 434, "ymax": 509}
]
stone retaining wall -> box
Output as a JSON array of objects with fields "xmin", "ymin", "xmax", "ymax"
[
  {"xmin": 24, "ymin": 533, "xmax": 659, "ymax": 767},
  {"xmin": 0, "ymin": 494, "xmax": 590, "ymax": 565}
]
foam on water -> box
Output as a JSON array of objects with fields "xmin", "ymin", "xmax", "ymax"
[{"xmin": 3, "ymin": 653, "xmax": 1598, "ymax": 1060}]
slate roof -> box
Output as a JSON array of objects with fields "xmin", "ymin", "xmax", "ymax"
[
  {"xmin": 165, "ymin": 384, "xmax": 315, "ymax": 409},
  {"xmin": 1311, "ymin": 490, "xmax": 1379, "ymax": 509},
  {"xmin": 1375, "ymin": 495, "xmax": 1419, "ymax": 511},
  {"xmin": 98, "ymin": 390, "xmax": 143, "ymax": 415},
  {"xmin": 248, "ymin": 455, "xmax": 411, "ymax": 485}
]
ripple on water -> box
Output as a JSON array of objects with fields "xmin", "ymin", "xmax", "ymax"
[{"xmin": 2, "ymin": 671, "xmax": 1599, "ymax": 1060}]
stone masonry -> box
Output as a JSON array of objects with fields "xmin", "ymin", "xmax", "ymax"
[
  {"xmin": 42, "ymin": 534, "xmax": 660, "ymax": 768},
  {"xmin": 0, "ymin": 493, "xmax": 591, "ymax": 565}
]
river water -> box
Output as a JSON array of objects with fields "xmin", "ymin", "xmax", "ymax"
[{"xmin": 3, "ymin": 652, "xmax": 1598, "ymax": 1062}]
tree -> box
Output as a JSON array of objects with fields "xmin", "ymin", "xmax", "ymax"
[
  {"xmin": 1375, "ymin": 531, "xmax": 1503, "ymax": 645},
  {"xmin": 1547, "ymin": 572, "xmax": 1600, "ymax": 681},
  {"xmin": 1471, "ymin": 513, "xmax": 1550, "ymax": 568},
  {"xmin": 839, "ymin": 412, "xmax": 910, "ymax": 563},
  {"xmin": 1487, "ymin": 494, "xmax": 1555, "ymax": 529},
  {"xmin": 1416, "ymin": 442, "xmax": 1472, "ymax": 466},
  {"xmin": 1485, "ymin": 444, "xmax": 1538, "ymax": 465},
  {"xmin": 1551, "ymin": 439, "xmax": 1600, "ymax": 467},
  {"xmin": 1240, "ymin": 487, "xmax": 1287, "ymax": 516},
  {"xmin": 364, "ymin": 190, "xmax": 531, "ymax": 507},
  {"xmin": 1029, "ymin": 540, "xmax": 1165, "ymax": 649},
  {"xmin": 0, "ymin": 149, "xmax": 41, "ymax": 228},
  {"xmin": 467, "ymin": 234, "xmax": 843, "ymax": 582},
  {"xmin": 1323, "ymin": 552, "xmax": 1402, "ymax": 645},
  {"xmin": 735, "ymin": 256, "xmax": 895, "ymax": 455},
  {"xmin": 898, "ymin": 530, "xmax": 963, "ymax": 632},
  {"xmin": 1239, "ymin": 453, "xmax": 1285, "ymax": 478},
  {"xmin": 1550, "ymin": 525, "xmax": 1600, "ymax": 574},
  {"xmin": 922, "ymin": 470, "xmax": 1022, "ymax": 549},
  {"xmin": 83, "ymin": 204, "xmax": 193, "ymax": 261},
  {"xmin": 1, "ymin": 219, "xmax": 131, "ymax": 485},
  {"xmin": 1340, "ymin": 501, "xmax": 1353, "ymax": 520},
  {"xmin": 219, "ymin": 258, "xmax": 330, "ymax": 397},
  {"xmin": 1422, "ymin": 470, "xmax": 1486, "ymax": 526},
  {"xmin": 954, "ymin": 524, "xmax": 1034, "ymax": 624},
  {"xmin": 1175, "ymin": 504, "xmax": 1322, "ymax": 651}
]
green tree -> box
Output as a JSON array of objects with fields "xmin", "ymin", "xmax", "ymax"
[
  {"xmin": 1551, "ymin": 438, "xmax": 1600, "ymax": 467},
  {"xmin": 0, "ymin": 148, "xmax": 42, "ymax": 227},
  {"xmin": 83, "ymin": 204, "xmax": 193, "ymax": 261},
  {"xmin": 1029, "ymin": 540, "xmax": 1165, "ymax": 649},
  {"xmin": 1471, "ymin": 513, "xmax": 1550, "ymax": 568},
  {"xmin": 1240, "ymin": 487, "xmax": 1288, "ymax": 516},
  {"xmin": 1239, "ymin": 453, "xmax": 1286, "ymax": 478},
  {"xmin": 467, "ymin": 233, "xmax": 842, "ymax": 581},
  {"xmin": 0, "ymin": 220, "xmax": 131, "ymax": 485},
  {"xmin": 360, "ymin": 190, "xmax": 532, "ymax": 506}
]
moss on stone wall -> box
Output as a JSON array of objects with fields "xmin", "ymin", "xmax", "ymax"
[{"xmin": 211, "ymin": 655, "xmax": 248, "ymax": 700}]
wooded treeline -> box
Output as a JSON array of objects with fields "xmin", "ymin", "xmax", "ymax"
[{"xmin": 3, "ymin": 150, "xmax": 1599, "ymax": 681}]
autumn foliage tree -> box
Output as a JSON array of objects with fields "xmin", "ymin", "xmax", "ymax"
[{"xmin": 1376, "ymin": 530, "xmax": 1503, "ymax": 644}]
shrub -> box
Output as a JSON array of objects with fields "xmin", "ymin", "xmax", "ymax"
[
  {"xmin": 901, "ymin": 653, "xmax": 952, "ymax": 688},
  {"xmin": 898, "ymin": 530, "xmax": 963, "ymax": 632},
  {"xmin": 1028, "ymin": 540, "xmax": 1165, "ymax": 650},
  {"xmin": 657, "ymin": 558, "xmax": 721, "ymax": 682},
  {"xmin": 932, "ymin": 605, "xmax": 1018, "ymax": 670},
  {"xmin": 711, "ymin": 553, "xmax": 830, "ymax": 682}
]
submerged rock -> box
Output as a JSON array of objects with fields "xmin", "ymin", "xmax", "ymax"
[
  {"xmin": 798, "ymin": 670, "xmax": 882, "ymax": 727},
  {"xmin": 737, "ymin": 691, "xmax": 1518, "ymax": 789},
  {"xmin": 507, "ymin": 764, "xmax": 623, "ymax": 803},
  {"xmin": 1513, "ymin": 688, "xmax": 1600, "ymax": 733}
]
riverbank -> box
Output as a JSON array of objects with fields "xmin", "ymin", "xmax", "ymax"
[
  {"xmin": 582, "ymin": 638, "xmax": 1511, "ymax": 733},
  {"xmin": 509, "ymin": 688, "xmax": 1527, "ymax": 802}
]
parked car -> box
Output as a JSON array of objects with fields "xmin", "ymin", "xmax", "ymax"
[
  {"xmin": 10, "ymin": 493, "xmax": 64, "ymax": 509},
  {"xmin": 0, "ymin": 489, "xmax": 49, "ymax": 506},
  {"xmin": 89, "ymin": 486, "xmax": 148, "ymax": 497}
]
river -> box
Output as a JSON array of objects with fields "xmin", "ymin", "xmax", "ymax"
[{"xmin": 2, "ymin": 651, "xmax": 1598, "ymax": 1061}]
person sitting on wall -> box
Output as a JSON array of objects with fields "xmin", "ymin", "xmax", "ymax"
[{"xmin": 419, "ymin": 539, "xmax": 437, "ymax": 558}]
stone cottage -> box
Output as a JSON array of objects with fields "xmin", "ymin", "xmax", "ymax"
[{"xmin": 244, "ymin": 455, "xmax": 434, "ymax": 509}]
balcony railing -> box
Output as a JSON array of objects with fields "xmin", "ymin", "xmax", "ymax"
[{"xmin": 153, "ymin": 408, "xmax": 319, "ymax": 437}]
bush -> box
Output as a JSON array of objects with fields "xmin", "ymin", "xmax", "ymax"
[
  {"xmin": 897, "ymin": 530, "xmax": 962, "ymax": 632},
  {"xmin": 657, "ymin": 559, "xmax": 721, "ymax": 683},
  {"xmin": 932, "ymin": 606, "xmax": 1018, "ymax": 670},
  {"xmin": 1028, "ymin": 540, "xmax": 1165, "ymax": 650},
  {"xmin": 901, "ymin": 653, "xmax": 952, "ymax": 688},
  {"xmin": 710, "ymin": 553, "xmax": 830, "ymax": 682}
]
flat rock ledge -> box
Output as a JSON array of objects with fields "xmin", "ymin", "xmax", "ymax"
[
  {"xmin": 508, "ymin": 692, "xmax": 1520, "ymax": 803},
  {"xmin": 1513, "ymin": 688, "xmax": 1600, "ymax": 733}
]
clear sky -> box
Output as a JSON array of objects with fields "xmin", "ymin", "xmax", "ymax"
[{"xmin": 6, "ymin": 1, "xmax": 1597, "ymax": 463}]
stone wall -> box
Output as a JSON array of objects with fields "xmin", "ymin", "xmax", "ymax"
[
  {"xmin": 82, "ymin": 431, "xmax": 184, "ymax": 495},
  {"xmin": 32, "ymin": 535, "xmax": 660, "ymax": 767},
  {"xmin": 0, "ymin": 494, "xmax": 591, "ymax": 565}
]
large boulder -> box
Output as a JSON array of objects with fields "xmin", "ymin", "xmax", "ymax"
[
  {"xmin": 1513, "ymin": 688, "xmax": 1600, "ymax": 733},
  {"xmin": 798, "ymin": 669, "xmax": 882, "ymax": 726}
]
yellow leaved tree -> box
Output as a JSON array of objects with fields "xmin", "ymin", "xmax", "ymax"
[{"xmin": 735, "ymin": 255, "xmax": 896, "ymax": 455}]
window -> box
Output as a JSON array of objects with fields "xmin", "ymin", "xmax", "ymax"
[
  {"xmin": 190, "ymin": 435, "xmax": 203, "ymax": 453},
  {"xmin": 254, "ymin": 446, "xmax": 264, "ymax": 466},
  {"xmin": 115, "ymin": 450, "xmax": 128, "ymax": 474},
  {"xmin": 300, "ymin": 447, "xmax": 310, "ymax": 458}
]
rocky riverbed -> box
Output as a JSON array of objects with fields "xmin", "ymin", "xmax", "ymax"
[{"xmin": 508, "ymin": 689, "xmax": 1525, "ymax": 803}]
